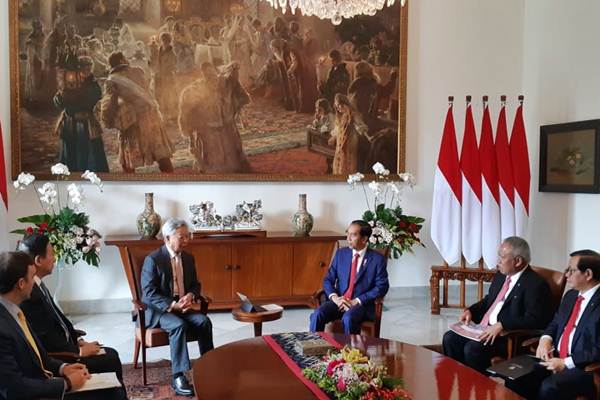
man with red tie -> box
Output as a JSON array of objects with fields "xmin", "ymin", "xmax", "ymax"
[
  {"xmin": 309, "ymin": 220, "xmax": 389, "ymax": 334},
  {"xmin": 507, "ymin": 251, "xmax": 600, "ymax": 400},
  {"xmin": 442, "ymin": 237, "xmax": 552, "ymax": 373}
]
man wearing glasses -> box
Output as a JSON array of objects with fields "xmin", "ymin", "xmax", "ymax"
[
  {"xmin": 442, "ymin": 236, "xmax": 552, "ymax": 373},
  {"xmin": 508, "ymin": 250, "xmax": 600, "ymax": 400},
  {"xmin": 141, "ymin": 218, "xmax": 214, "ymax": 397}
]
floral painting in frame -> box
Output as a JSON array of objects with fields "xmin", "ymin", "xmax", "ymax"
[{"xmin": 539, "ymin": 119, "xmax": 600, "ymax": 193}]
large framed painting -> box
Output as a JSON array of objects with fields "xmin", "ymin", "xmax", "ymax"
[
  {"xmin": 539, "ymin": 119, "xmax": 600, "ymax": 193},
  {"xmin": 9, "ymin": 0, "xmax": 407, "ymax": 181}
]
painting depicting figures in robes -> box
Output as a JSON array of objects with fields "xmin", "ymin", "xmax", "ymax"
[{"xmin": 9, "ymin": 0, "xmax": 406, "ymax": 181}]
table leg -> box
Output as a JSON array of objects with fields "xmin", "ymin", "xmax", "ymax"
[{"xmin": 253, "ymin": 322, "xmax": 263, "ymax": 337}]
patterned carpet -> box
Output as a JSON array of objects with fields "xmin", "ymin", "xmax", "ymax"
[{"xmin": 123, "ymin": 360, "xmax": 197, "ymax": 400}]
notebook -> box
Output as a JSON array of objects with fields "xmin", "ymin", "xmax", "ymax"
[{"xmin": 486, "ymin": 355, "xmax": 542, "ymax": 380}]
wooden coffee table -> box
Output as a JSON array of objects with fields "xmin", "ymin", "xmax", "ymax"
[
  {"xmin": 231, "ymin": 307, "xmax": 283, "ymax": 337},
  {"xmin": 192, "ymin": 334, "xmax": 523, "ymax": 400}
]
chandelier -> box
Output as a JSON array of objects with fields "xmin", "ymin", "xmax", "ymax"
[{"xmin": 260, "ymin": 0, "xmax": 406, "ymax": 25}]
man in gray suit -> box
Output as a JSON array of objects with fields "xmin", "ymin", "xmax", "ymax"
[{"xmin": 141, "ymin": 218, "xmax": 213, "ymax": 397}]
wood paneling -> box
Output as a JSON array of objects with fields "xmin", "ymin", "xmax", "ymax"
[{"xmin": 292, "ymin": 242, "xmax": 338, "ymax": 296}]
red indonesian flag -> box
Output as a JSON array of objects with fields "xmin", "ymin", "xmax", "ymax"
[
  {"xmin": 510, "ymin": 101, "xmax": 530, "ymax": 237},
  {"xmin": 460, "ymin": 102, "xmax": 482, "ymax": 265},
  {"xmin": 431, "ymin": 102, "xmax": 462, "ymax": 265},
  {"xmin": 479, "ymin": 102, "xmax": 500, "ymax": 268},
  {"xmin": 495, "ymin": 103, "xmax": 515, "ymax": 240},
  {"xmin": 0, "ymin": 123, "xmax": 7, "ymax": 251}
]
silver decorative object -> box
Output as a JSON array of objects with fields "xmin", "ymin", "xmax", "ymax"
[
  {"xmin": 234, "ymin": 200, "xmax": 263, "ymax": 230},
  {"xmin": 189, "ymin": 201, "xmax": 222, "ymax": 230}
]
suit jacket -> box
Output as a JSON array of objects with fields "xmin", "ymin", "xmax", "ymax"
[
  {"xmin": 323, "ymin": 247, "xmax": 389, "ymax": 312},
  {"xmin": 0, "ymin": 305, "xmax": 65, "ymax": 400},
  {"xmin": 468, "ymin": 266, "xmax": 551, "ymax": 330},
  {"xmin": 20, "ymin": 283, "xmax": 79, "ymax": 353},
  {"xmin": 141, "ymin": 244, "xmax": 201, "ymax": 328},
  {"xmin": 544, "ymin": 288, "xmax": 600, "ymax": 369}
]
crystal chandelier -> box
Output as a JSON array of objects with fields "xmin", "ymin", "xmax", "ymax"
[{"xmin": 261, "ymin": 0, "xmax": 406, "ymax": 25}]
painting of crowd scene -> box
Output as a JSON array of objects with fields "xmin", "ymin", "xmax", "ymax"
[{"xmin": 10, "ymin": 0, "xmax": 406, "ymax": 180}]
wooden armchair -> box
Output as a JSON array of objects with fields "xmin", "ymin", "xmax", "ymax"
[
  {"xmin": 311, "ymin": 290, "xmax": 384, "ymax": 337},
  {"xmin": 120, "ymin": 245, "xmax": 211, "ymax": 385},
  {"xmin": 491, "ymin": 265, "xmax": 566, "ymax": 363}
]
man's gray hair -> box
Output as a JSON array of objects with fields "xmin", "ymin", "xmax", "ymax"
[
  {"xmin": 161, "ymin": 218, "xmax": 189, "ymax": 238},
  {"xmin": 502, "ymin": 236, "xmax": 531, "ymax": 264}
]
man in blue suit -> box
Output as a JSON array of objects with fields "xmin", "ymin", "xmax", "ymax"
[
  {"xmin": 507, "ymin": 250, "xmax": 600, "ymax": 400},
  {"xmin": 309, "ymin": 220, "xmax": 389, "ymax": 334}
]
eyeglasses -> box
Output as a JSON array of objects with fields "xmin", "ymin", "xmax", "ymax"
[{"xmin": 564, "ymin": 267, "xmax": 579, "ymax": 274}]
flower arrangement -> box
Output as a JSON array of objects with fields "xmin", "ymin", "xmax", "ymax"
[
  {"xmin": 12, "ymin": 164, "xmax": 103, "ymax": 267},
  {"xmin": 302, "ymin": 347, "xmax": 412, "ymax": 400},
  {"xmin": 348, "ymin": 163, "xmax": 425, "ymax": 259}
]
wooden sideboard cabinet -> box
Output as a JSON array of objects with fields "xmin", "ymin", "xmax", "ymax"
[{"xmin": 105, "ymin": 231, "xmax": 344, "ymax": 310}]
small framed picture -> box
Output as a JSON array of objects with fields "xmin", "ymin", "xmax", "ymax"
[{"xmin": 539, "ymin": 119, "xmax": 600, "ymax": 193}]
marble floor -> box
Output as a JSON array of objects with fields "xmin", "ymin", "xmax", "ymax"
[{"xmin": 71, "ymin": 291, "xmax": 470, "ymax": 365}]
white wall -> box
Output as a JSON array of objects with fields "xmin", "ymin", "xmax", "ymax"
[
  {"xmin": 0, "ymin": 0, "xmax": 530, "ymax": 301},
  {"xmin": 522, "ymin": 0, "xmax": 600, "ymax": 260}
]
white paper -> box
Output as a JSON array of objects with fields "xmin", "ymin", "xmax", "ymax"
[
  {"xmin": 261, "ymin": 304, "xmax": 283, "ymax": 311},
  {"xmin": 68, "ymin": 372, "xmax": 121, "ymax": 393}
]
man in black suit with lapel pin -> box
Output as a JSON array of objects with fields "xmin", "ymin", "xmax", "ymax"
[
  {"xmin": 141, "ymin": 218, "xmax": 214, "ymax": 397},
  {"xmin": 0, "ymin": 251, "xmax": 127, "ymax": 400},
  {"xmin": 18, "ymin": 234, "xmax": 123, "ymax": 381},
  {"xmin": 507, "ymin": 251, "xmax": 600, "ymax": 400},
  {"xmin": 442, "ymin": 236, "xmax": 552, "ymax": 373}
]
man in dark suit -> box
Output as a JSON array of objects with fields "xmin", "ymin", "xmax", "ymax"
[
  {"xmin": 141, "ymin": 218, "xmax": 213, "ymax": 397},
  {"xmin": 507, "ymin": 251, "xmax": 600, "ymax": 400},
  {"xmin": 0, "ymin": 251, "xmax": 127, "ymax": 400},
  {"xmin": 309, "ymin": 220, "xmax": 389, "ymax": 334},
  {"xmin": 442, "ymin": 236, "xmax": 552, "ymax": 373},
  {"xmin": 18, "ymin": 234, "xmax": 123, "ymax": 381}
]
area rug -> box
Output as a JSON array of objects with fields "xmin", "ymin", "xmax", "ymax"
[{"xmin": 123, "ymin": 360, "xmax": 197, "ymax": 400}]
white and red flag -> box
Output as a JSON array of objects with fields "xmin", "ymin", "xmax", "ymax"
[
  {"xmin": 479, "ymin": 100, "xmax": 500, "ymax": 268},
  {"xmin": 431, "ymin": 101, "xmax": 462, "ymax": 265},
  {"xmin": 460, "ymin": 100, "xmax": 482, "ymax": 265},
  {"xmin": 495, "ymin": 100, "xmax": 515, "ymax": 240},
  {"xmin": 0, "ymin": 122, "xmax": 8, "ymax": 251},
  {"xmin": 510, "ymin": 99, "xmax": 530, "ymax": 237}
]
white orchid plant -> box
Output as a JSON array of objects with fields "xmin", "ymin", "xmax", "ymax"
[
  {"xmin": 348, "ymin": 162, "xmax": 424, "ymax": 259},
  {"xmin": 12, "ymin": 164, "xmax": 103, "ymax": 267}
]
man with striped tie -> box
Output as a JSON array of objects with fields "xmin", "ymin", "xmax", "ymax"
[
  {"xmin": 18, "ymin": 234, "xmax": 123, "ymax": 381},
  {"xmin": 0, "ymin": 251, "xmax": 126, "ymax": 399},
  {"xmin": 507, "ymin": 251, "xmax": 600, "ymax": 400},
  {"xmin": 442, "ymin": 237, "xmax": 552, "ymax": 373}
]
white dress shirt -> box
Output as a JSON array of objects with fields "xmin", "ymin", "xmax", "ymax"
[
  {"xmin": 488, "ymin": 267, "xmax": 526, "ymax": 325},
  {"xmin": 330, "ymin": 247, "xmax": 368, "ymax": 302},
  {"xmin": 542, "ymin": 283, "xmax": 600, "ymax": 369}
]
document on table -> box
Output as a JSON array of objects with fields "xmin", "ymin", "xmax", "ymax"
[
  {"xmin": 449, "ymin": 322, "xmax": 486, "ymax": 342},
  {"xmin": 261, "ymin": 304, "xmax": 283, "ymax": 312},
  {"xmin": 68, "ymin": 372, "xmax": 121, "ymax": 393}
]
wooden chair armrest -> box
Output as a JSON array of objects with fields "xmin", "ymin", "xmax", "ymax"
[
  {"xmin": 48, "ymin": 351, "xmax": 80, "ymax": 363},
  {"xmin": 132, "ymin": 299, "xmax": 146, "ymax": 311},
  {"xmin": 197, "ymin": 295, "xmax": 211, "ymax": 315},
  {"xmin": 312, "ymin": 290, "xmax": 327, "ymax": 308},
  {"xmin": 500, "ymin": 329, "xmax": 544, "ymax": 338},
  {"xmin": 585, "ymin": 363, "xmax": 600, "ymax": 373},
  {"xmin": 197, "ymin": 294, "xmax": 212, "ymax": 304},
  {"xmin": 521, "ymin": 336, "xmax": 541, "ymax": 349},
  {"xmin": 73, "ymin": 329, "xmax": 86, "ymax": 338}
]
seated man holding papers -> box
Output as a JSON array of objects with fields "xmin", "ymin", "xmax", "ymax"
[
  {"xmin": 442, "ymin": 237, "xmax": 552, "ymax": 373},
  {"xmin": 0, "ymin": 251, "xmax": 126, "ymax": 400}
]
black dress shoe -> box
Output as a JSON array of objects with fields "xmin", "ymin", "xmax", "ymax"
[{"xmin": 172, "ymin": 375, "xmax": 194, "ymax": 397}]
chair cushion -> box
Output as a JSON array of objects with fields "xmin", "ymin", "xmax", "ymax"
[{"xmin": 135, "ymin": 327, "xmax": 202, "ymax": 347}]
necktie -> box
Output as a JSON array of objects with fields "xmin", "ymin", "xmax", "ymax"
[
  {"xmin": 17, "ymin": 311, "xmax": 53, "ymax": 378},
  {"xmin": 343, "ymin": 253, "xmax": 361, "ymax": 300},
  {"xmin": 479, "ymin": 276, "xmax": 512, "ymax": 326},
  {"xmin": 172, "ymin": 255, "xmax": 185, "ymax": 298},
  {"xmin": 559, "ymin": 295, "xmax": 584, "ymax": 358},
  {"xmin": 40, "ymin": 282, "xmax": 72, "ymax": 343}
]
